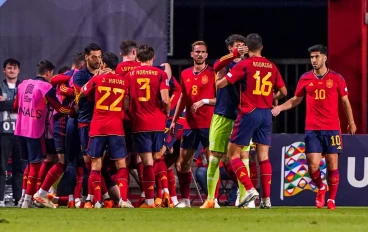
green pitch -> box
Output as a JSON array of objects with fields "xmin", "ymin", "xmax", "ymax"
[{"xmin": 1, "ymin": 207, "xmax": 368, "ymax": 232}]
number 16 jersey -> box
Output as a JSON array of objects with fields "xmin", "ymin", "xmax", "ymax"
[
  {"xmin": 81, "ymin": 73, "xmax": 129, "ymax": 136},
  {"xmin": 225, "ymin": 56, "xmax": 285, "ymax": 113},
  {"xmin": 126, "ymin": 65, "xmax": 169, "ymax": 133}
]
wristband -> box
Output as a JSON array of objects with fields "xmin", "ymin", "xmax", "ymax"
[{"xmin": 202, "ymin": 99, "xmax": 209, "ymax": 104}]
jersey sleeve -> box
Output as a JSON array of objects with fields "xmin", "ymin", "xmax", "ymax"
[
  {"xmin": 51, "ymin": 74, "xmax": 72, "ymax": 86},
  {"xmin": 337, "ymin": 76, "xmax": 348, "ymax": 97},
  {"xmin": 170, "ymin": 77, "xmax": 181, "ymax": 109},
  {"xmin": 59, "ymin": 83, "xmax": 74, "ymax": 97},
  {"xmin": 225, "ymin": 61, "xmax": 246, "ymax": 84},
  {"xmin": 274, "ymin": 69, "xmax": 286, "ymax": 89},
  {"xmin": 45, "ymin": 88, "xmax": 74, "ymax": 115},
  {"xmin": 294, "ymin": 78, "xmax": 306, "ymax": 97},
  {"xmin": 213, "ymin": 48, "xmax": 239, "ymax": 72},
  {"xmin": 81, "ymin": 76, "xmax": 96, "ymax": 96},
  {"xmin": 160, "ymin": 71, "xmax": 170, "ymax": 90}
]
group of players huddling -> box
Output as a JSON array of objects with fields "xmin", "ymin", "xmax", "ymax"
[{"xmin": 14, "ymin": 33, "xmax": 356, "ymax": 210}]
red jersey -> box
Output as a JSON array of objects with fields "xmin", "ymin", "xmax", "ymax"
[
  {"xmin": 226, "ymin": 56, "xmax": 285, "ymax": 113},
  {"xmin": 116, "ymin": 61, "xmax": 141, "ymax": 76},
  {"xmin": 180, "ymin": 65, "xmax": 215, "ymax": 129},
  {"xmin": 127, "ymin": 65, "xmax": 169, "ymax": 132},
  {"xmin": 81, "ymin": 73, "xmax": 129, "ymax": 136},
  {"xmin": 295, "ymin": 69, "xmax": 348, "ymax": 130}
]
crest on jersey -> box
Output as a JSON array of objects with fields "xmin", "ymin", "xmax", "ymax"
[
  {"xmin": 326, "ymin": 79, "xmax": 333, "ymax": 88},
  {"xmin": 201, "ymin": 75, "xmax": 208, "ymax": 84}
]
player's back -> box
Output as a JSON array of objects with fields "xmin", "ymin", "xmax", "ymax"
[
  {"xmin": 116, "ymin": 61, "xmax": 141, "ymax": 76},
  {"xmin": 128, "ymin": 65, "xmax": 168, "ymax": 132},
  {"xmin": 238, "ymin": 56, "xmax": 284, "ymax": 113}
]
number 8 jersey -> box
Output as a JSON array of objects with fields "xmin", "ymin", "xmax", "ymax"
[
  {"xmin": 225, "ymin": 56, "xmax": 285, "ymax": 113},
  {"xmin": 180, "ymin": 65, "xmax": 215, "ymax": 129},
  {"xmin": 82, "ymin": 73, "xmax": 129, "ymax": 136},
  {"xmin": 126, "ymin": 65, "xmax": 169, "ymax": 132}
]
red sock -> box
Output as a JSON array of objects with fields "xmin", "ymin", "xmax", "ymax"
[
  {"xmin": 137, "ymin": 162, "xmax": 144, "ymax": 191},
  {"xmin": 57, "ymin": 196, "xmax": 68, "ymax": 206},
  {"xmin": 328, "ymin": 169, "xmax": 339, "ymax": 200},
  {"xmin": 74, "ymin": 167, "xmax": 84, "ymax": 198},
  {"xmin": 22, "ymin": 164, "xmax": 30, "ymax": 191},
  {"xmin": 154, "ymin": 159, "xmax": 169, "ymax": 190},
  {"xmin": 40, "ymin": 162, "xmax": 64, "ymax": 191},
  {"xmin": 177, "ymin": 171, "xmax": 192, "ymax": 199},
  {"xmin": 230, "ymin": 158, "xmax": 253, "ymax": 190},
  {"xmin": 259, "ymin": 159, "xmax": 272, "ymax": 198},
  {"xmin": 224, "ymin": 162, "xmax": 239, "ymax": 187},
  {"xmin": 116, "ymin": 168, "xmax": 129, "ymax": 201},
  {"xmin": 156, "ymin": 176, "xmax": 163, "ymax": 198},
  {"xmin": 250, "ymin": 161, "xmax": 258, "ymax": 188},
  {"xmin": 88, "ymin": 174, "xmax": 94, "ymax": 196},
  {"xmin": 167, "ymin": 169, "xmax": 177, "ymax": 197},
  {"xmin": 90, "ymin": 170, "xmax": 102, "ymax": 203},
  {"xmin": 310, "ymin": 169, "xmax": 324, "ymax": 189},
  {"xmin": 215, "ymin": 178, "xmax": 221, "ymax": 199},
  {"xmin": 37, "ymin": 161, "xmax": 54, "ymax": 188},
  {"xmin": 143, "ymin": 165, "xmax": 155, "ymax": 200},
  {"xmin": 26, "ymin": 163, "xmax": 42, "ymax": 196}
]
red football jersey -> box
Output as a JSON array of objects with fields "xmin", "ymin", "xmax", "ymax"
[
  {"xmin": 127, "ymin": 65, "xmax": 169, "ymax": 132},
  {"xmin": 226, "ymin": 56, "xmax": 285, "ymax": 113},
  {"xmin": 116, "ymin": 61, "xmax": 141, "ymax": 76},
  {"xmin": 180, "ymin": 65, "xmax": 216, "ymax": 129},
  {"xmin": 295, "ymin": 69, "xmax": 348, "ymax": 130},
  {"xmin": 81, "ymin": 73, "xmax": 129, "ymax": 136}
]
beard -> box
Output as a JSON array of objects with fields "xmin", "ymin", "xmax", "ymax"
[
  {"xmin": 88, "ymin": 60, "xmax": 100, "ymax": 70},
  {"xmin": 194, "ymin": 59, "xmax": 205, "ymax": 65}
]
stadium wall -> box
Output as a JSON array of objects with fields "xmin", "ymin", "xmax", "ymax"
[{"xmin": 0, "ymin": 0, "xmax": 168, "ymax": 80}]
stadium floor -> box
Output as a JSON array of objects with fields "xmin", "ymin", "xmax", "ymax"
[{"xmin": 1, "ymin": 207, "xmax": 368, "ymax": 232}]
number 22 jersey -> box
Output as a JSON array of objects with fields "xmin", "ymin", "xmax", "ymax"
[
  {"xmin": 81, "ymin": 73, "xmax": 129, "ymax": 136},
  {"xmin": 126, "ymin": 65, "xmax": 169, "ymax": 132},
  {"xmin": 225, "ymin": 56, "xmax": 285, "ymax": 113}
]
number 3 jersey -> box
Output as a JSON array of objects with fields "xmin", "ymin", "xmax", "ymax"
[
  {"xmin": 126, "ymin": 65, "xmax": 169, "ymax": 133},
  {"xmin": 295, "ymin": 69, "xmax": 348, "ymax": 130},
  {"xmin": 225, "ymin": 56, "xmax": 285, "ymax": 113},
  {"xmin": 180, "ymin": 65, "xmax": 215, "ymax": 129},
  {"xmin": 81, "ymin": 73, "xmax": 129, "ymax": 136}
]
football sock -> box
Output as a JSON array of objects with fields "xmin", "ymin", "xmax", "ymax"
[
  {"xmin": 116, "ymin": 168, "xmax": 129, "ymax": 201},
  {"xmin": 206, "ymin": 156, "xmax": 220, "ymax": 200},
  {"xmin": 39, "ymin": 162, "xmax": 64, "ymax": 197},
  {"xmin": 143, "ymin": 165, "xmax": 155, "ymax": 203},
  {"xmin": 250, "ymin": 161, "xmax": 258, "ymax": 188},
  {"xmin": 328, "ymin": 169, "xmax": 339, "ymax": 200},
  {"xmin": 259, "ymin": 159, "xmax": 272, "ymax": 198},
  {"xmin": 230, "ymin": 158, "xmax": 253, "ymax": 190},
  {"xmin": 178, "ymin": 171, "xmax": 192, "ymax": 199}
]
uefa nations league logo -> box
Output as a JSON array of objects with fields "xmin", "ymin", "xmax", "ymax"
[{"xmin": 280, "ymin": 141, "xmax": 328, "ymax": 200}]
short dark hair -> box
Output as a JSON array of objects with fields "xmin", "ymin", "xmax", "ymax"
[
  {"xmin": 120, "ymin": 40, "xmax": 137, "ymax": 56},
  {"xmin": 58, "ymin": 66, "xmax": 71, "ymax": 74},
  {"xmin": 225, "ymin": 34, "xmax": 246, "ymax": 47},
  {"xmin": 102, "ymin": 52, "xmax": 119, "ymax": 70},
  {"xmin": 84, "ymin": 43, "xmax": 102, "ymax": 55},
  {"xmin": 308, "ymin": 44, "xmax": 328, "ymax": 55},
  {"xmin": 37, "ymin": 60, "xmax": 56, "ymax": 75},
  {"xmin": 191, "ymin": 41, "xmax": 207, "ymax": 51},
  {"xmin": 137, "ymin": 45, "xmax": 155, "ymax": 62},
  {"xmin": 3, "ymin": 58, "xmax": 20, "ymax": 69},
  {"xmin": 72, "ymin": 52, "xmax": 85, "ymax": 65},
  {"xmin": 245, "ymin": 33, "xmax": 263, "ymax": 52}
]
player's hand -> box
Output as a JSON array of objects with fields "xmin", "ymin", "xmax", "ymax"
[
  {"xmin": 169, "ymin": 122, "xmax": 176, "ymax": 136},
  {"xmin": 347, "ymin": 122, "xmax": 357, "ymax": 135},
  {"xmin": 0, "ymin": 96, "xmax": 5, "ymax": 101},
  {"xmin": 271, "ymin": 106, "xmax": 281, "ymax": 116},
  {"xmin": 191, "ymin": 100, "xmax": 204, "ymax": 113}
]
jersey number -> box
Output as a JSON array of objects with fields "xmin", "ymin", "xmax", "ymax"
[
  {"xmin": 95, "ymin": 86, "xmax": 125, "ymax": 111},
  {"xmin": 252, "ymin": 71, "xmax": 272, "ymax": 96},
  {"xmin": 192, "ymin": 85, "xmax": 198, "ymax": 96},
  {"xmin": 314, "ymin": 89, "xmax": 326, "ymax": 100},
  {"xmin": 137, "ymin": 78, "xmax": 151, "ymax": 101},
  {"xmin": 331, "ymin": 135, "xmax": 341, "ymax": 146}
]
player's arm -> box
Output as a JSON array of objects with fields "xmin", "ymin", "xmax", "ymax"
[
  {"xmin": 59, "ymin": 83, "xmax": 74, "ymax": 97},
  {"xmin": 170, "ymin": 77, "xmax": 181, "ymax": 109},
  {"xmin": 161, "ymin": 63, "xmax": 172, "ymax": 81},
  {"xmin": 271, "ymin": 78, "xmax": 303, "ymax": 116},
  {"xmin": 160, "ymin": 72, "xmax": 171, "ymax": 116},
  {"xmin": 45, "ymin": 88, "xmax": 75, "ymax": 116},
  {"xmin": 170, "ymin": 76, "xmax": 187, "ymax": 134},
  {"xmin": 338, "ymin": 78, "xmax": 356, "ymax": 134},
  {"xmin": 79, "ymin": 77, "xmax": 96, "ymax": 98},
  {"xmin": 213, "ymin": 48, "xmax": 241, "ymax": 72},
  {"xmin": 216, "ymin": 61, "xmax": 244, "ymax": 89},
  {"xmin": 51, "ymin": 74, "xmax": 72, "ymax": 86}
]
